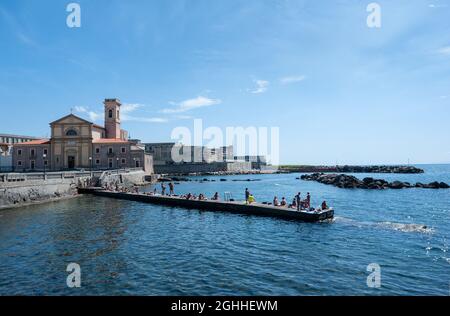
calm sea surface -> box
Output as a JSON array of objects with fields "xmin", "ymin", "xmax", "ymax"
[{"xmin": 0, "ymin": 164, "xmax": 449, "ymax": 295}]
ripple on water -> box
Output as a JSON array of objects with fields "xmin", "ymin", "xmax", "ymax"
[{"xmin": 1, "ymin": 167, "xmax": 450, "ymax": 295}]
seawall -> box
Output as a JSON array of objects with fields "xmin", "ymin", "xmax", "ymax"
[{"xmin": 0, "ymin": 169, "xmax": 150, "ymax": 210}]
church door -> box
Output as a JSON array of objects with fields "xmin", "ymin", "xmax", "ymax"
[{"xmin": 68, "ymin": 156, "xmax": 75, "ymax": 169}]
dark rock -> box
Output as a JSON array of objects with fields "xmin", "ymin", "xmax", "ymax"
[
  {"xmin": 388, "ymin": 181, "xmax": 405, "ymax": 189},
  {"xmin": 427, "ymin": 181, "xmax": 441, "ymax": 189}
]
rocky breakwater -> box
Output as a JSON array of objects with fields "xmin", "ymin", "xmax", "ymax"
[
  {"xmin": 280, "ymin": 165, "xmax": 424, "ymax": 174},
  {"xmin": 300, "ymin": 173, "xmax": 450, "ymax": 190}
]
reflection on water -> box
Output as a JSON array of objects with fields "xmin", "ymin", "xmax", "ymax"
[{"xmin": 0, "ymin": 164, "xmax": 449, "ymax": 295}]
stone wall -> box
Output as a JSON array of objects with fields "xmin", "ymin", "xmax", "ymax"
[
  {"xmin": 154, "ymin": 161, "xmax": 252, "ymax": 175},
  {"xmin": 98, "ymin": 170, "xmax": 148, "ymax": 188},
  {"xmin": 0, "ymin": 177, "xmax": 82, "ymax": 210},
  {"xmin": 0, "ymin": 169, "xmax": 148, "ymax": 210}
]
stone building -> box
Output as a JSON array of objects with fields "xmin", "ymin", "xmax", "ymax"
[
  {"xmin": 12, "ymin": 99, "xmax": 153, "ymax": 173},
  {"xmin": 144, "ymin": 142, "xmax": 256, "ymax": 174},
  {"xmin": 0, "ymin": 133, "xmax": 38, "ymax": 145},
  {"xmin": 233, "ymin": 155, "xmax": 267, "ymax": 169},
  {"xmin": 144, "ymin": 142, "xmax": 234, "ymax": 166},
  {"xmin": 0, "ymin": 134, "xmax": 39, "ymax": 172}
]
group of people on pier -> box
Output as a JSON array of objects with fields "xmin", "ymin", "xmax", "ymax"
[
  {"xmin": 104, "ymin": 181, "xmax": 329, "ymax": 212},
  {"xmin": 246, "ymin": 188, "xmax": 328, "ymax": 212}
]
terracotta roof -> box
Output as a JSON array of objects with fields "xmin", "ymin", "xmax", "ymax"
[
  {"xmin": 92, "ymin": 124, "xmax": 105, "ymax": 129},
  {"xmin": 92, "ymin": 138, "xmax": 130, "ymax": 144},
  {"xmin": 15, "ymin": 139, "xmax": 51, "ymax": 145}
]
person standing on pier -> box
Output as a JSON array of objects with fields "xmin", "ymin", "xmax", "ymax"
[
  {"xmin": 295, "ymin": 192, "xmax": 301, "ymax": 211},
  {"xmin": 161, "ymin": 182, "xmax": 166, "ymax": 195},
  {"xmin": 306, "ymin": 192, "xmax": 311, "ymax": 209},
  {"xmin": 169, "ymin": 182, "xmax": 174, "ymax": 196}
]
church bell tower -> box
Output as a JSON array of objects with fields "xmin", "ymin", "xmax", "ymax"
[{"xmin": 104, "ymin": 98, "xmax": 121, "ymax": 139}]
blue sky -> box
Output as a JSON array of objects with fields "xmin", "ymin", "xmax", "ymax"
[{"xmin": 1, "ymin": 0, "xmax": 449, "ymax": 164}]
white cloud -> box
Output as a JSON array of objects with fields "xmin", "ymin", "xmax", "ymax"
[
  {"xmin": 161, "ymin": 96, "xmax": 222, "ymax": 113},
  {"xmin": 73, "ymin": 106, "xmax": 102, "ymax": 122},
  {"xmin": 122, "ymin": 116, "xmax": 168, "ymax": 123},
  {"xmin": 121, "ymin": 103, "xmax": 144, "ymax": 113},
  {"xmin": 75, "ymin": 102, "xmax": 167, "ymax": 124},
  {"xmin": 74, "ymin": 106, "xmax": 88, "ymax": 113},
  {"xmin": 429, "ymin": 4, "xmax": 448, "ymax": 8},
  {"xmin": 437, "ymin": 46, "xmax": 450, "ymax": 55},
  {"xmin": 280, "ymin": 75, "xmax": 306, "ymax": 84},
  {"xmin": 175, "ymin": 115, "xmax": 193, "ymax": 120},
  {"xmin": 250, "ymin": 80, "xmax": 269, "ymax": 94}
]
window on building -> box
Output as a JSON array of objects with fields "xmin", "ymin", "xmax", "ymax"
[
  {"xmin": 95, "ymin": 147, "xmax": 100, "ymax": 154},
  {"xmin": 108, "ymin": 109, "xmax": 113, "ymax": 118},
  {"xmin": 96, "ymin": 159, "xmax": 100, "ymax": 165},
  {"xmin": 17, "ymin": 161, "xmax": 22, "ymax": 166},
  {"xmin": 117, "ymin": 110, "xmax": 120, "ymax": 120},
  {"xmin": 135, "ymin": 159, "xmax": 140, "ymax": 168},
  {"xmin": 44, "ymin": 160, "xmax": 48, "ymax": 166},
  {"xmin": 30, "ymin": 160, "xmax": 35, "ymax": 169},
  {"xmin": 121, "ymin": 158, "xmax": 126, "ymax": 164},
  {"xmin": 66, "ymin": 129, "xmax": 78, "ymax": 136},
  {"xmin": 121, "ymin": 147, "xmax": 126, "ymax": 153},
  {"xmin": 18, "ymin": 149, "xmax": 22, "ymax": 156},
  {"xmin": 43, "ymin": 149, "xmax": 48, "ymax": 155},
  {"xmin": 30, "ymin": 149, "xmax": 35, "ymax": 156},
  {"xmin": 108, "ymin": 147, "xmax": 113, "ymax": 154}
]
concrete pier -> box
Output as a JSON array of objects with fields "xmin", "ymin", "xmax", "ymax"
[{"xmin": 79, "ymin": 188, "xmax": 334, "ymax": 222}]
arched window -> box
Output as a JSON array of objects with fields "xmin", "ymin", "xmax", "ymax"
[
  {"xmin": 108, "ymin": 109, "xmax": 113, "ymax": 118},
  {"xmin": 66, "ymin": 129, "xmax": 78, "ymax": 136}
]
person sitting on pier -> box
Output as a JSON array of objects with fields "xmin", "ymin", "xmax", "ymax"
[
  {"xmin": 198, "ymin": 193, "xmax": 206, "ymax": 200},
  {"xmin": 169, "ymin": 182, "xmax": 174, "ymax": 196},
  {"xmin": 273, "ymin": 196, "xmax": 279, "ymax": 206},
  {"xmin": 321, "ymin": 201, "xmax": 328, "ymax": 210},
  {"xmin": 186, "ymin": 193, "xmax": 192, "ymax": 200},
  {"xmin": 280, "ymin": 197, "xmax": 287, "ymax": 206},
  {"xmin": 248, "ymin": 194, "xmax": 255, "ymax": 204},
  {"xmin": 289, "ymin": 198, "xmax": 297, "ymax": 208},
  {"xmin": 211, "ymin": 192, "xmax": 219, "ymax": 200}
]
